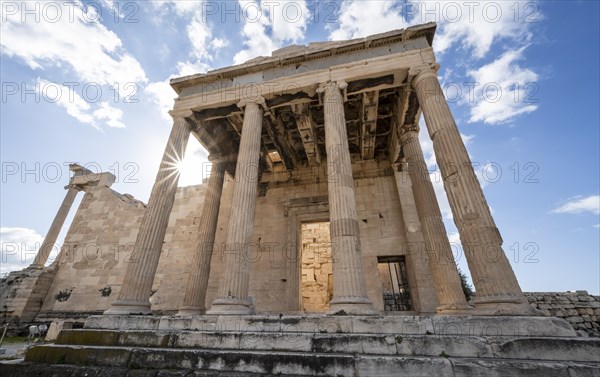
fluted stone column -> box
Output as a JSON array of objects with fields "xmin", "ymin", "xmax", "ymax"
[
  {"xmin": 412, "ymin": 67, "xmax": 535, "ymax": 315},
  {"xmin": 318, "ymin": 81, "xmax": 377, "ymax": 315},
  {"xmin": 391, "ymin": 162, "xmax": 437, "ymax": 314},
  {"xmin": 30, "ymin": 186, "xmax": 79, "ymax": 268},
  {"xmin": 105, "ymin": 114, "xmax": 192, "ymax": 315},
  {"xmin": 178, "ymin": 155, "xmax": 226, "ymax": 316},
  {"xmin": 400, "ymin": 124, "xmax": 472, "ymax": 313},
  {"xmin": 207, "ymin": 98, "xmax": 264, "ymax": 315}
]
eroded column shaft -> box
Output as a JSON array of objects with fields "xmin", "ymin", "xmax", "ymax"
[
  {"xmin": 179, "ymin": 157, "xmax": 226, "ymax": 315},
  {"xmin": 400, "ymin": 127, "xmax": 471, "ymax": 312},
  {"xmin": 413, "ymin": 68, "xmax": 529, "ymax": 313},
  {"xmin": 31, "ymin": 187, "xmax": 79, "ymax": 268},
  {"xmin": 208, "ymin": 100, "xmax": 263, "ymax": 315},
  {"xmin": 106, "ymin": 116, "xmax": 191, "ymax": 314},
  {"xmin": 320, "ymin": 81, "xmax": 376, "ymax": 315}
]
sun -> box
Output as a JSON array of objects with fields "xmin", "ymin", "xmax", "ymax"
[{"xmin": 175, "ymin": 142, "xmax": 210, "ymax": 187}]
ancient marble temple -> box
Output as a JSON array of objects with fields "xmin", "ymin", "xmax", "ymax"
[
  {"xmin": 106, "ymin": 21, "xmax": 538, "ymax": 318},
  {"xmin": 5, "ymin": 23, "xmax": 536, "ymax": 324},
  {"xmin": 7, "ymin": 23, "xmax": 600, "ymax": 377}
]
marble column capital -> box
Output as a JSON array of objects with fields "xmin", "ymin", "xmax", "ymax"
[
  {"xmin": 391, "ymin": 161, "xmax": 409, "ymax": 172},
  {"xmin": 207, "ymin": 154, "xmax": 227, "ymax": 164},
  {"xmin": 65, "ymin": 184, "xmax": 82, "ymax": 192},
  {"xmin": 409, "ymin": 64, "xmax": 440, "ymax": 89},
  {"xmin": 400, "ymin": 123, "xmax": 420, "ymax": 137},
  {"xmin": 168, "ymin": 109, "xmax": 195, "ymax": 122},
  {"xmin": 237, "ymin": 96, "xmax": 266, "ymax": 111},
  {"xmin": 316, "ymin": 80, "xmax": 348, "ymax": 96}
]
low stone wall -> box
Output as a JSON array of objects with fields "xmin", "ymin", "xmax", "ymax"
[{"xmin": 525, "ymin": 291, "xmax": 600, "ymax": 337}]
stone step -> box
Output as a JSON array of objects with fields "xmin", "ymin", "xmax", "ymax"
[
  {"xmin": 55, "ymin": 329, "xmax": 600, "ymax": 362},
  {"xmin": 84, "ymin": 314, "xmax": 578, "ymax": 338},
  {"xmin": 23, "ymin": 344, "xmax": 600, "ymax": 377},
  {"xmin": 0, "ymin": 362, "xmax": 313, "ymax": 377}
]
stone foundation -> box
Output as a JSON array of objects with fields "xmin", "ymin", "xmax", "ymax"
[{"xmin": 14, "ymin": 314, "xmax": 600, "ymax": 376}]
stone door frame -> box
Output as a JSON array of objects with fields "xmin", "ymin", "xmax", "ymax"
[{"xmin": 284, "ymin": 197, "xmax": 329, "ymax": 312}]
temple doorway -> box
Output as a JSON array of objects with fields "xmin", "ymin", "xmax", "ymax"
[{"xmin": 300, "ymin": 221, "xmax": 333, "ymax": 312}]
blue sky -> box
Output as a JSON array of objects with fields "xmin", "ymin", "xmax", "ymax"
[{"xmin": 1, "ymin": 0, "xmax": 598, "ymax": 294}]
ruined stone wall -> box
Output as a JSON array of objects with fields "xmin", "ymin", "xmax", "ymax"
[
  {"xmin": 39, "ymin": 186, "xmax": 146, "ymax": 314},
  {"xmin": 0, "ymin": 265, "xmax": 57, "ymax": 331},
  {"xmin": 38, "ymin": 183, "xmax": 217, "ymax": 315},
  {"xmin": 525, "ymin": 291, "xmax": 600, "ymax": 337}
]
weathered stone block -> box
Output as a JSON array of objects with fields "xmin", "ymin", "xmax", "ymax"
[
  {"xmin": 396, "ymin": 335, "xmax": 493, "ymax": 358},
  {"xmin": 568, "ymin": 316, "xmax": 585, "ymax": 324},
  {"xmin": 355, "ymin": 356, "xmax": 454, "ymax": 377},
  {"xmin": 449, "ymin": 358, "xmax": 571, "ymax": 377},
  {"xmin": 492, "ymin": 337, "xmax": 600, "ymax": 362}
]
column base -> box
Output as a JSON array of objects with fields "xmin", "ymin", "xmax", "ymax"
[
  {"xmin": 206, "ymin": 298, "xmax": 255, "ymax": 315},
  {"xmin": 473, "ymin": 295, "xmax": 542, "ymax": 316},
  {"xmin": 177, "ymin": 307, "xmax": 205, "ymax": 316},
  {"xmin": 436, "ymin": 303, "xmax": 475, "ymax": 315},
  {"xmin": 103, "ymin": 300, "xmax": 152, "ymax": 315},
  {"xmin": 328, "ymin": 297, "xmax": 379, "ymax": 316}
]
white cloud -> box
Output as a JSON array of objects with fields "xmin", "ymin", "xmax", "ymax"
[
  {"xmin": 0, "ymin": 1, "xmax": 147, "ymax": 89},
  {"xmin": 211, "ymin": 38, "xmax": 228, "ymax": 49},
  {"xmin": 149, "ymin": 0, "xmax": 228, "ymax": 74},
  {"xmin": 0, "ymin": 227, "xmax": 44, "ymax": 275},
  {"xmin": 145, "ymin": 1, "xmax": 229, "ymax": 118},
  {"xmin": 37, "ymin": 79, "xmax": 126, "ymax": 129},
  {"xmin": 176, "ymin": 60, "xmax": 211, "ymax": 77},
  {"xmin": 416, "ymin": 0, "xmax": 537, "ymax": 58},
  {"xmin": 328, "ymin": 0, "xmax": 538, "ymax": 56},
  {"xmin": 328, "ymin": 1, "xmax": 540, "ymax": 126},
  {"xmin": 233, "ymin": 0, "xmax": 309, "ymax": 65},
  {"xmin": 233, "ymin": 13, "xmax": 279, "ymax": 64},
  {"xmin": 269, "ymin": 0, "xmax": 310, "ymax": 42},
  {"xmin": 36, "ymin": 79, "xmax": 95, "ymax": 126},
  {"xmin": 552, "ymin": 195, "xmax": 600, "ymax": 215},
  {"xmin": 1, "ymin": 1, "xmax": 145, "ymax": 130},
  {"xmin": 98, "ymin": 0, "xmax": 115, "ymax": 8},
  {"xmin": 93, "ymin": 102, "xmax": 125, "ymax": 128},
  {"xmin": 145, "ymin": 80, "xmax": 177, "ymax": 121},
  {"xmin": 467, "ymin": 47, "xmax": 539, "ymax": 125},
  {"xmin": 328, "ymin": 0, "xmax": 410, "ymax": 41},
  {"xmin": 447, "ymin": 231, "xmax": 461, "ymax": 245},
  {"xmin": 151, "ymin": 0, "xmax": 205, "ymax": 16},
  {"xmin": 187, "ymin": 14, "xmax": 215, "ymax": 63}
]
